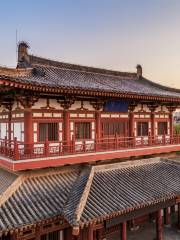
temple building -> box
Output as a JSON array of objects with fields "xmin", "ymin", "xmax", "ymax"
[{"xmin": 1, "ymin": 42, "xmax": 180, "ymax": 239}]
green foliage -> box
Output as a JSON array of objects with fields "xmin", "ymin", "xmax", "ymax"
[{"xmin": 174, "ymin": 124, "xmax": 180, "ymax": 134}]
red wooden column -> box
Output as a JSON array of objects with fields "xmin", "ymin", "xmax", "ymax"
[
  {"xmin": 151, "ymin": 112, "xmax": 155, "ymax": 141},
  {"xmin": 147, "ymin": 104, "xmax": 158, "ymax": 144},
  {"xmin": 3, "ymin": 102, "xmax": 13, "ymax": 145},
  {"xmin": 121, "ymin": 222, "xmax": 127, "ymax": 240},
  {"xmin": 166, "ymin": 105, "xmax": 177, "ymax": 143},
  {"xmin": 24, "ymin": 109, "xmax": 33, "ymax": 144},
  {"xmin": 95, "ymin": 111, "xmax": 101, "ymax": 140},
  {"xmin": 164, "ymin": 207, "xmax": 170, "ymax": 226},
  {"xmin": 63, "ymin": 110, "xmax": 70, "ymax": 143},
  {"xmin": 129, "ymin": 111, "xmax": 134, "ymax": 138},
  {"xmin": 58, "ymin": 99, "xmax": 75, "ymax": 145},
  {"xmin": 35, "ymin": 226, "xmax": 41, "ymax": 240},
  {"xmin": 178, "ymin": 203, "xmax": 180, "ymax": 230},
  {"xmin": 169, "ymin": 111, "xmax": 174, "ymax": 143},
  {"xmin": 128, "ymin": 103, "xmax": 137, "ymax": 138},
  {"xmin": 87, "ymin": 225, "xmax": 94, "ymax": 240},
  {"xmin": 156, "ymin": 210, "xmax": 163, "ymax": 240},
  {"xmin": 97, "ymin": 228, "xmax": 103, "ymax": 240},
  {"xmin": 65, "ymin": 227, "xmax": 75, "ymax": 240}
]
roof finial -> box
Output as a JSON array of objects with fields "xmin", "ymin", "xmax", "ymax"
[
  {"xmin": 17, "ymin": 41, "xmax": 30, "ymax": 68},
  {"xmin": 136, "ymin": 64, "xmax": 142, "ymax": 78}
]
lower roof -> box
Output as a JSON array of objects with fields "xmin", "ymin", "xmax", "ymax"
[{"xmin": 0, "ymin": 158, "xmax": 180, "ymax": 233}]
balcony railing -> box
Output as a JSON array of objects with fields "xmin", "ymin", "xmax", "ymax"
[{"xmin": 0, "ymin": 134, "xmax": 180, "ymax": 161}]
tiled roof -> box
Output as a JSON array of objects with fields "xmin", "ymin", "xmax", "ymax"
[
  {"xmin": 1, "ymin": 158, "xmax": 180, "ymax": 233},
  {"xmin": 0, "ymin": 169, "xmax": 18, "ymax": 195},
  {"xmin": 0, "ymin": 167, "xmax": 79, "ymax": 232},
  {"xmin": 0, "ymin": 52, "xmax": 180, "ymax": 99}
]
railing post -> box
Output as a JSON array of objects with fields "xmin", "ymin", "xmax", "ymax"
[
  {"xmin": 44, "ymin": 138, "xmax": 49, "ymax": 157},
  {"xmin": 141, "ymin": 136, "xmax": 144, "ymax": 146},
  {"xmin": 115, "ymin": 133, "xmax": 118, "ymax": 149},
  {"xmin": 4, "ymin": 136, "xmax": 7, "ymax": 155},
  {"xmin": 148, "ymin": 131, "xmax": 152, "ymax": 146},
  {"xmin": 14, "ymin": 137, "xmax": 19, "ymax": 160},
  {"xmin": 162, "ymin": 133, "xmax": 166, "ymax": 145},
  {"xmin": 95, "ymin": 134, "xmax": 98, "ymax": 151},
  {"xmin": 72, "ymin": 135, "xmax": 75, "ymax": 154},
  {"xmin": 133, "ymin": 132, "xmax": 135, "ymax": 147},
  {"xmin": 83, "ymin": 140, "xmax": 86, "ymax": 152}
]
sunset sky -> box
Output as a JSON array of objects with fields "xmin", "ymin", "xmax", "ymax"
[{"xmin": 0, "ymin": 0, "xmax": 180, "ymax": 87}]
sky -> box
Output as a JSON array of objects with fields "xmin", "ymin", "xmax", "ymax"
[{"xmin": 0, "ymin": 0, "xmax": 180, "ymax": 87}]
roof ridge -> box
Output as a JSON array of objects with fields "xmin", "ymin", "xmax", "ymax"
[
  {"xmin": 29, "ymin": 54, "xmax": 137, "ymax": 78},
  {"xmin": 33, "ymin": 64, "xmax": 136, "ymax": 80},
  {"xmin": 73, "ymin": 167, "xmax": 95, "ymax": 224},
  {"xmin": 94, "ymin": 157, "xmax": 161, "ymax": 172}
]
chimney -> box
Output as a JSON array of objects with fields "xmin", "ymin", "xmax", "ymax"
[
  {"xmin": 136, "ymin": 64, "xmax": 142, "ymax": 78},
  {"xmin": 17, "ymin": 41, "xmax": 30, "ymax": 68}
]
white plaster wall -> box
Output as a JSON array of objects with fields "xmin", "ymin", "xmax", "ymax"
[
  {"xmin": 70, "ymin": 101, "xmax": 81, "ymax": 110},
  {"xmin": 134, "ymin": 104, "xmax": 150, "ymax": 112},
  {"xmin": 14, "ymin": 122, "xmax": 24, "ymax": 141},
  {"xmin": 70, "ymin": 101, "xmax": 94, "ymax": 111},
  {"xmin": 12, "ymin": 101, "xmax": 22, "ymax": 110},
  {"xmin": 0, "ymin": 123, "xmax": 7, "ymax": 138},
  {"xmin": 32, "ymin": 98, "xmax": 47, "ymax": 109},
  {"xmin": 50, "ymin": 99, "xmax": 63, "ymax": 109},
  {"xmin": 32, "ymin": 98, "xmax": 63, "ymax": 110}
]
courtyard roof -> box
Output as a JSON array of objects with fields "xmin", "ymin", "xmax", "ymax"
[{"xmin": 1, "ymin": 158, "xmax": 180, "ymax": 234}]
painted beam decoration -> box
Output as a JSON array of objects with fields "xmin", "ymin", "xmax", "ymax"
[{"xmin": 104, "ymin": 101, "xmax": 129, "ymax": 112}]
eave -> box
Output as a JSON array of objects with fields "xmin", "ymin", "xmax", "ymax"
[{"xmin": 0, "ymin": 77, "xmax": 180, "ymax": 103}]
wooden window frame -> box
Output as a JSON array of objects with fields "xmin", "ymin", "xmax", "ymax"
[
  {"xmin": 38, "ymin": 122, "xmax": 59, "ymax": 142},
  {"xmin": 137, "ymin": 121, "xmax": 149, "ymax": 137},
  {"xmin": 74, "ymin": 121, "xmax": 92, "ymax": 140},
  {"xmin": 157, "ymin": 121, "xmax": 168, "ymax": 135},
  {"xmin": 101, "ymin": 119, "xmax": 129, "ymax": 138}
]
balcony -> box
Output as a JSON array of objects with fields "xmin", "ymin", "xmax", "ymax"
[{"xmin": 1, "ymin": 135, "xmax": 180, "ymax": 171}]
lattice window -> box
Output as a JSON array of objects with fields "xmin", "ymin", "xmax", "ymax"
[
  {"xmin": 41, "ymin": 230, "xmax": 64, "ymax": 240},
  {"xmin": 158, "ymin": 122, "xmax": 167, "ymax": 135},
  {"xmin": 102, "ymin": 121, "xmax": 126, "ymax": 137},
  {"xmin": 75, "ymin": 122, "xmax": 91, "ymax": 140},
  {"xmin": 137, "ymin": 122, "xmax": 148, "ymax": 136},
  {"xmin": 39, "ymin": 123, "xmax": 58, "ymax": 141}
]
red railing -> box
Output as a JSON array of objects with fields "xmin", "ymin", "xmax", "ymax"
[{"xmin": 0, "ymin": 134, "xmax": 180, "ymax": 161}]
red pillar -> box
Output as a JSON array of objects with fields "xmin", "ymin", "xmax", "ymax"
[
  {"xmin": 151, "ymin": 112, "xmax": 155, "ymax": 142},
  {"xmin": 87, "ymin": 226, "xmax": 94, "ymax": 240},
  {"xmin": 8, "ymin": 110, "xmax": 12, "ymax": 145},
  {"xmin": 97, "ymin": 228, "xmax": 103, "ymax": 240},
  {"xmin": 63, "ymin": 110, "xmax": 70, "ymax": 143},
  {"xmin": 121, "ymin": 222, "xmax": 127, "ymax": 240},
  {"xmin": 65, "ymin": 228, "xmax": 74, "ymax": 240},
  {"xmin": 24, "ymin": 109, "xmax": 33, "ymax": 144},
  {"xmin": 164, "ymin": 207, "xmax": 170, "ymax": 226},
  {"xmin": 156, "ymin": 210, "xmax": 163, "ymax": 240},
  {"xmin": 129, "ymin": 111, "xmax": 134, "ymax": 137},
  {"xmin": 178, "ymin": 203, "xmax": 180, "ymax": 230},
  {"xmin": 95, "ymin": 111, "xmax": 101, "ymax": 140},
  {"xmin": 169, "ymin": 111, "xmax": 173, "ymax": 143}
]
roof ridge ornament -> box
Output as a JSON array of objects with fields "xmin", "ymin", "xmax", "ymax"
[
  {"xmin": 17, "ymin": 41, "xmax": 30, "ymax": 68},
  {"xmin": 136, "ymin": 64, "xmax": 142, "ymax": 78}
]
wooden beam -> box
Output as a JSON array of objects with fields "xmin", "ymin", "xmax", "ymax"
[{"xmin": 106, "ymin": 198, "xmax": 175, "ymax": 229}]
